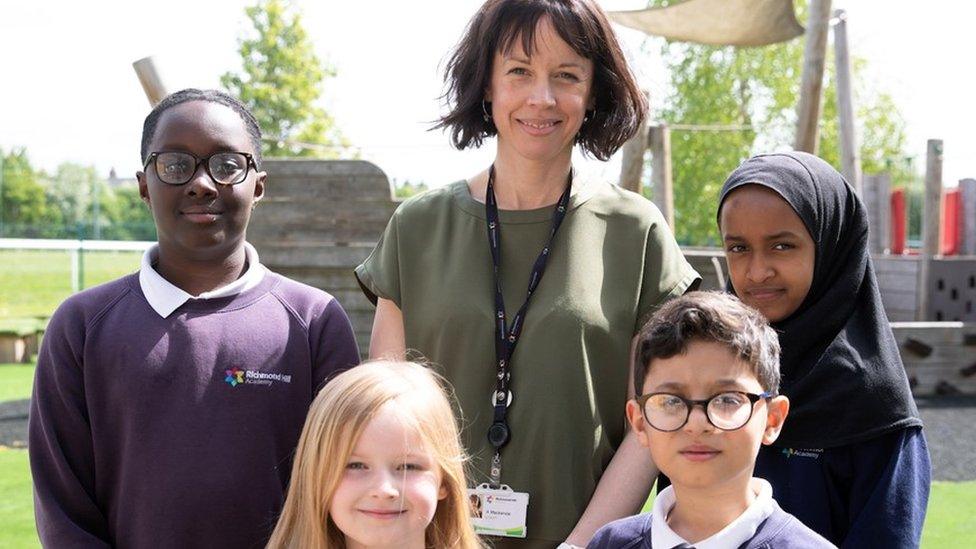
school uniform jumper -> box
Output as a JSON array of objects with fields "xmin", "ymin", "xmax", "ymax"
[
  {"xmin": 29, "ymin": 244, "xmax": 361, "ymax": 549},
  {"xmin": 588, "ymin": 487, "xmax": 834, "ymax": 549}
]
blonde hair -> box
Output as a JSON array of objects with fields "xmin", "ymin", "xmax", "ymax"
[{"xmin": 267, "ymin": 361, "xmax": 482, "ymax": 549}]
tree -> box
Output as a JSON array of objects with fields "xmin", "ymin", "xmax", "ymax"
[
  {"xmin": 45, "ymin": 162, "xmax": 99, "ymax": 231},
  {"xmin": 392, "ymin": 179, "xmax": 430, "ymax": 199},
  {"xmin": 0, "ymin": 149, "xmax": 154, "ymax": 240},
  {"xmin": 221, "ymin": 0, "xmax": 347, "ymax": 158},
  {"xmin": 0, "ymin": 148, "xmax": 62, "ymax": 238},
  {"xmin": 648, "ymin": 1, "xmax": 913, "ymax": 245},
  {"xmin": 817, "ymin": 59, "xmax": 914, "ymax": 184},
  {"xmin": 100, "ymin": 186, "xmax": 157, "ymax": 241}
]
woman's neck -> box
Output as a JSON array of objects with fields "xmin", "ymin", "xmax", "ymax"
[
  {"xmin": 666, "ymin": 476, "xmax": 758, "ymax": 543},
  {"xmin": 470, "ymin": 147, "xmax": 574, "ymax": 210}
]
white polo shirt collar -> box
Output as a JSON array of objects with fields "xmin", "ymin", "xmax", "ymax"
[
  {"xmin": 138, "ymin": 242, "xmax": 267, "ymax": 318},
  {"xmin": 651, "ymin": 478, "xmax": 775, "ymax": 549}
]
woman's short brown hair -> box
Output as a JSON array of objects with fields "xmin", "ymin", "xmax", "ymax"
[{"xmin": 435, "ymin": 0, "xmax": 647, "ymax": 161}]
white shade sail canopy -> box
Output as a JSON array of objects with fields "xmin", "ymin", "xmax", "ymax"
[{"xmin": 608, "ymin": 0, "xmax": 804, "ymax": 47}]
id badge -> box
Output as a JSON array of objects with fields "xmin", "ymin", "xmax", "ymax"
[{"xmin": 467, "ymin": 483, "xmax": 529, "ymax": 538}]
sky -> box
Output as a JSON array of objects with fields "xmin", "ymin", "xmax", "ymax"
[{"xmin": 1, "ymin": 0, "xmax": 974, "ymax": 188}]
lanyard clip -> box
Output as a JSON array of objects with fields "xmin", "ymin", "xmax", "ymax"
[
  {"xmin": 492, "ymin": 389, "xmax": 513, "ymax": 407},
  {"xmin": 489, "ymin": 451, "xmax": 502, "ymax": 487}
]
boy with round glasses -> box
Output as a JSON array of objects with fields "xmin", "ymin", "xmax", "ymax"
[
  {"xmin": 589, "ymin": 292, "xmax": 832, "ymax": 548},
  {"xmin": 29, "ymin": 89, "xmax": 360, "ymax": 548}
]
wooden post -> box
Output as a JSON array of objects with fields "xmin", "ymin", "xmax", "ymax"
[
  {"xmin": 619, "ymin": 90, "xmax": 652, "ymax": 194},
  {"xmin": 833, "ymin": 9, "xmax": 861, "ymax": 193},
  {"xmin": 960, "ymin": 178, "xmax": 976, "ymax": 256},
  {"xmin": 648, "ymin": 124, "xmax": 674, "ymax": 228},
  {"xmin": 794, "ymin": 0, "xmax": 832, "ymax": 153},
  {"xmin": 917, "ymin": 139, "xmax": 943, "ymax": 320},
  {"xmin": 619, "ymin": 125, "xmax": 649, "ymax": 194},
  {"xmin": 133, "ymin": 56, "xmax": 169, "ymax": 107},
  {"xmin": 862, "ymin": 173, "xmax": 891, "ymax": 254}
]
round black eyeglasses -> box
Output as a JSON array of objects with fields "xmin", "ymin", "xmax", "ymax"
[
  {"xmin": 143, "ymin": 151, "xmax": 257, "ymax": 186},
  {"xmin": 635, "ymin": 391, "xmax": 775, "ymax": 432}
]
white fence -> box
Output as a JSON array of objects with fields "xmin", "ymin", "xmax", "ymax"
[{"xmin": 1, "ymin": 238, "xmax": 153, "ymax": 293}]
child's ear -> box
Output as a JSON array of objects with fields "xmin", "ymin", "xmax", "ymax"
[
  {"xmin": 136, "ymin": 171, "xmax": 151, "ymax": 208},
  {"xmin": 438, "ymin": 477, "xmax": 448, "ymax": 500},
  {"xmin": 761, "ymin": 395, "xmax": 790, "ymax": 445},
  {"xmin": 252, "ymin": 171, "xmax": 267, "ymax": 204},
  {"xmin": 626, "ymin": 400, "xmax": 651, "ymax": 449}
]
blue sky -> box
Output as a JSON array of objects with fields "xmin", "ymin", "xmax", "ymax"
[{"xmin": 1, "ymin": 0, "xmax": 973, "ymax": 188}]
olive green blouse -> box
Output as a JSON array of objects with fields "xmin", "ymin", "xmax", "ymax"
[{"xmin": 356, "ymin": 179, "xmax": 700, "ymax": 547}]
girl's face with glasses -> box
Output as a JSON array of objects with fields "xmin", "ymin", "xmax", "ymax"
[
  {"xmin": 626, "ymin": 340, "xmax": 789, "ymax": 493},
  {"xmin": 137, "ymin": 100, "xmax": 266, "ymax": 262}
]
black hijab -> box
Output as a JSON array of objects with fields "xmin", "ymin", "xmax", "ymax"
[{"xmin": 718, "ymin": 152, "xmax": 921, "ymax": 449}]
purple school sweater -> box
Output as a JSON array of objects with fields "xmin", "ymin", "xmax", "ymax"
[
  {"xmin": 587, "ymin": 501, "xmax": 836, "ymax": 549},
  {"xmin": 29, "ymin": 272, "xmax": 360, "ymax": 549}
]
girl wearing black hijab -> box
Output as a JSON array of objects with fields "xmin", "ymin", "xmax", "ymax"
[{"xmin": 717, "ymin": 152, "xmax": 930, "ymax": 547}]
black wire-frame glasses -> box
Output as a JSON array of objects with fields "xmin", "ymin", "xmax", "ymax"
[{"xmin": 635, "ymin": 391, "xmax": 775, "ymax": 432}]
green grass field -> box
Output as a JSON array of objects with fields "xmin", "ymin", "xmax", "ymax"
[
  {"xmin": 0, "ymin": 249, "xmax": 142, "ymax": 319},
  {"xmin": 0, "ymin": 364, "xmax": 34, "ymax": 402},
  {"xmin": 923, "ymin": 481, "xmax": 976, "ymax": 547},
  {"xmin": 0, "ymin": 450, "xmax": 39, "ymax": 549}
]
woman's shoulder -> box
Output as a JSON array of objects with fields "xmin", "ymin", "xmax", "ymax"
[
  {"xmin": 392, "ymin": 180, "xmax": 468, "ymax": 220},
  {"xmin": 578, "ymin": 178, "xmax": 668, "ymax": 228}
]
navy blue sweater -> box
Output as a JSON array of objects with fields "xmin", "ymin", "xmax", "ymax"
[{"xmin": 588, "ymin": 501, "xmax": 835, "ymax": 549}]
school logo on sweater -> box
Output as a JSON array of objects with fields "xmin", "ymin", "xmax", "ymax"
[
  {"xmin": 223, "ymin": 366, "xmax": 292, "ymax": 387},
  {"xmin": 225, "ymin": 367, "xmax": 246, "ymax": 387},
  {"xmin": 782, "ymin": 448, "xmax": 823, "ymax": 459}
]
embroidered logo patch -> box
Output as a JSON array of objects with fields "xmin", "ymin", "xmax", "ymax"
[
  {"xmin": 222, "ymin": 366, "xmax": 292, "ymax": 388},
  {"xmin": 224, "ymin": 367, "xmax": 246, "ymax": 387}
]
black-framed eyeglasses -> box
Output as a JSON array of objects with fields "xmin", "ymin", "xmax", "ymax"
[
  {"xmin": 635, "ymin": 391, "xmax": 775, "ymax": 432},
  {"xmin": 143, "ymin": 151, "xmax": 257, "ymax": 186}
]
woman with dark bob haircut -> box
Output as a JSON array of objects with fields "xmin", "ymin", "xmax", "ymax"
[{"xmin": 355, "ymin": 1, "xmax": 699, "ymax": 547}]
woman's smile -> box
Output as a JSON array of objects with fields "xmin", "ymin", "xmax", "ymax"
[{"xmin": 516, "ymin": 117, "xmax": 562, "ymax": 135}]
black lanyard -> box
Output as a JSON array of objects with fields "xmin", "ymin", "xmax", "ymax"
[{"xmin": 484, "ymin": 164, "xmax": 572, "ymax": 485}]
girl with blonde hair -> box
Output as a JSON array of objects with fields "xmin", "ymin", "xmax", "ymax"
[{"xmin": 267, "ymin": 361, "xmax": 482, "ymax": 549}]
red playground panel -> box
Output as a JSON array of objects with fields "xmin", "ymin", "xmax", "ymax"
[
  {"xmin": 942, "ymin": 188, "xmax": 961, "ymax": 256},
  {"xmin": 891, "ymin": 188, "xmax": 906, "ymax": 255}
]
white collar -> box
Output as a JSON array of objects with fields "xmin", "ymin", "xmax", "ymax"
[
  {"xmin": 138, "ymin": 242, "xmax": 267, "ymax": 318},
  {"xmin": 651, "ymin": 478, "xmax": 775, "ymax": 549}
]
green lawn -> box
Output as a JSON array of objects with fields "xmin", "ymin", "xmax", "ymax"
[
  {"xmin": 0, "ymin": 364, "xmax": 34, "ymax": 402},
  {"xmin": 0, "ymin": 249, "xmax": 142, "ymax": 319},
  {"xmin": 923, "ymin": 481, "xmax": 976, "ymax": 547},
  {"xmin": 0, "ymin": 450, "xmax": 39, "ymax": 549}
]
